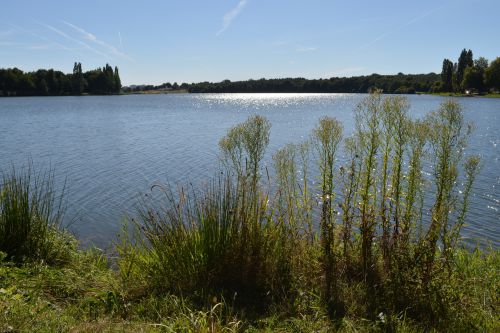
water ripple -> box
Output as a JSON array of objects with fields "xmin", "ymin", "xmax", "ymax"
[{"xmin": 0, "ymin": 94, "xmax": 498, "ymax": 248}]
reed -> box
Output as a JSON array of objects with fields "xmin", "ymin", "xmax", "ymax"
[{"xmin": 0, "ymin": 164, "xmax": 74, "ymax": 265}]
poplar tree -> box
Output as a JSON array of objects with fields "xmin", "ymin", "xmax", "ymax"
[{"xmin": 441, "ymin": 59, "xmax": 454, "ymax": 91}]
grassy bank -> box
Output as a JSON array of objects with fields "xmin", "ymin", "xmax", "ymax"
[
  {"xmin": 124, "ymin": 89, "xmax": 189, "ymax": 95},
  {"xmin": 422, "ymin": 92, "xmax": 500, "ymax": 98},
  {"xmin": 482, "ymin": 93, "xmax": 500, "ymax": 98},
  {"xmin": 1, "ymin": 94, "xmax": 499, "ymax": 332},
  {"xmin": 1, "ymin": 247, "xmax": 496, "ymax": 332}
]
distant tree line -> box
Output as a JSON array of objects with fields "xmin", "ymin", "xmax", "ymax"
[
  {"xmin": 124, "ymin": 48, "xmax": 498, "ymax": 95},
  {"xmin": 0, "ymin": 63, "xmax": 121, "ymax": 96},
  {"xmin": 436, "ymin": 49, "xmax": 500, "ymax": 93},
  {"xmin": 124, "ymin": 73, "xmax": 440, "ymax": 94},
  {"xmin": 3, "ymin": 50, "xmax": 499, "ymax": 96}
]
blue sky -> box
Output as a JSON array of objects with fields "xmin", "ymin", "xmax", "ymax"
[{"xmin": 1, "ymin": 0, "xmax": 499, "ymax": 85}]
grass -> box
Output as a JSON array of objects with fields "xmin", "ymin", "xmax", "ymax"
[
  {"xmin": 0, "ymin": 94, "xmax": 498, "ymax": 332},
  {"xmin": 482, "ymin": 93, "xmax": 500, "ymax": 98},
  {"xmin": 1, "ymin": 247, "xmax": 497, "ymax": 332}
]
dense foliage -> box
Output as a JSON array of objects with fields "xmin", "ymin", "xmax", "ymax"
[
  {"xmin": 0, "ymin": 63, "xmax": 121, "ymax": 96},
  {"xmin": 124, "ymin": 73, "xmax": 440, "ymax": 94},
  {"xmin": 437, "ymin": 49, "xmax": 500, "ymax": 93}
]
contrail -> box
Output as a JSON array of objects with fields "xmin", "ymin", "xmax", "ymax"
[
  {"xmin": 8, "ymin": 22, "xmax": 84, "ymax": 57},
  {"xmin": 63, "ymin": 20, "xmax": 133, "ymax": 61},
  {"xmin": 216, "ymin": 0, "xmax": 249, "ymax": 37},
  {"xmin": 360, "ymin": 5, "xmax": 444, "ymax": 50},
  {"xmin": 35, "ymin": 20, "xmax": 111, "ymax": 59}
]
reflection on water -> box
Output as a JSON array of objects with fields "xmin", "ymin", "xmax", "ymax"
[{"xmin": 0, "ymin": 93, "xmax": 498, "ymax": 247}]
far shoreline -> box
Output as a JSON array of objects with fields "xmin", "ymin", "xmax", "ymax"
[{"xmin": 1, "ymin": 91, "xmax": 499, "ymax": 98}]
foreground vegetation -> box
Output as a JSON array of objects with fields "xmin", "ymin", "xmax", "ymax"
[{"xmin": 1, "ymin": 94, "xmax": 499, "ymax": 332}]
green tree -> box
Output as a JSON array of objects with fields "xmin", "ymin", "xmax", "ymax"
[
  {"xmin": 441, "ymin": 59, "xmax": 454, "ymax": 91},
  {"xmin": 104, "ymin": 64, "xmax": 115, "ymax": 94},
  {"xmin": 18, "ymin": 75, "xmax": 35, "ymax": 95},
  {"xmin": 71, "ymin": 62, "xmax": 85, "ymax": 95},
  {"xmin": 466, "ymin": 49, "xmax": 473, "ymax": 66},
  {"xmin": 114, "ymin": 66, "xmax": 121, "ymax": 93},
  {"xmin": 455, "ymin": 49, "xmax": 473, "ymax": 92},
  {"xmin": 484, "ymin": 57, "xmax": 500, "ymax": 92},
  {"xmin": 462, "ymin": 66, "xmax": 483, "ymax": 92},
  {"xmin": 474, "ymin": 57, "xmax": 489, "ymax": 71}
]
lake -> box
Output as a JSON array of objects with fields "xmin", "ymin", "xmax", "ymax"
[{"xmin": 0, "ymin": 93, "xmax": 498, "ymax": 248}]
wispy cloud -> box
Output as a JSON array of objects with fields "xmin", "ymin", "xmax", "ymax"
[
  {"xmin": 62, "ymin": 21, "xmax": 133, "ymax": 61},
  {"xmin": 296, "ymin": 47, "xmax": 317, "ymax": 52},
  {"xmin": 216, "ymin": 0, "xmax": 249, "ymax": 36},
  {"xmin": 360, "ymin": 6, "xmax": 443, "ymax": 49},
  {"xmin": 35, "ymin": 20, "xmax": 110, "ymax": 59}
]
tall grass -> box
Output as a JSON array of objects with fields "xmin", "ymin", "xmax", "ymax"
[
  {"xmin": 126, "ymin": 116, "xmax": 294, "ymax": 310},
  {"xmin": 0, "ymin": 164, "xmax": 74, "ymax": 265}
]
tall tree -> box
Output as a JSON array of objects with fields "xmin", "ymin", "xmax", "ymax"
[
  {"xmin": 466, "ymin": 49, "xmax": 474, "ymax": 67},
  {"xmin": 455, "ymin": 49, "xmax": 473, "ymax": 92},
  {"xmin": 71, "ymin": 62, "xmax": 85, "ymax": 95},
  {"xmin": 104, "ymin": 64, "xmax": 115, "ymax": 94},
  {"xmin": 441, "ymin": 59, "xmax": 454, "ymax": 91},
  {"xmin": 114, "ymin": 66, "xmax": 121, "ymax": 93}
]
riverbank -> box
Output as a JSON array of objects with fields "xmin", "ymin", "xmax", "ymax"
[
  {"xmin": 1, "ymin": 245, "xmax": 496, "ymax": 332},
  {"xmin": 421, "ymin": 92, "xmax": 500, "ymax": 98}
]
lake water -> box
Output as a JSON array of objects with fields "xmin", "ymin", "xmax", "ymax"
[{"xmin": 0, "ymin": 94, "xmax": 498, "ymax": 248}]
